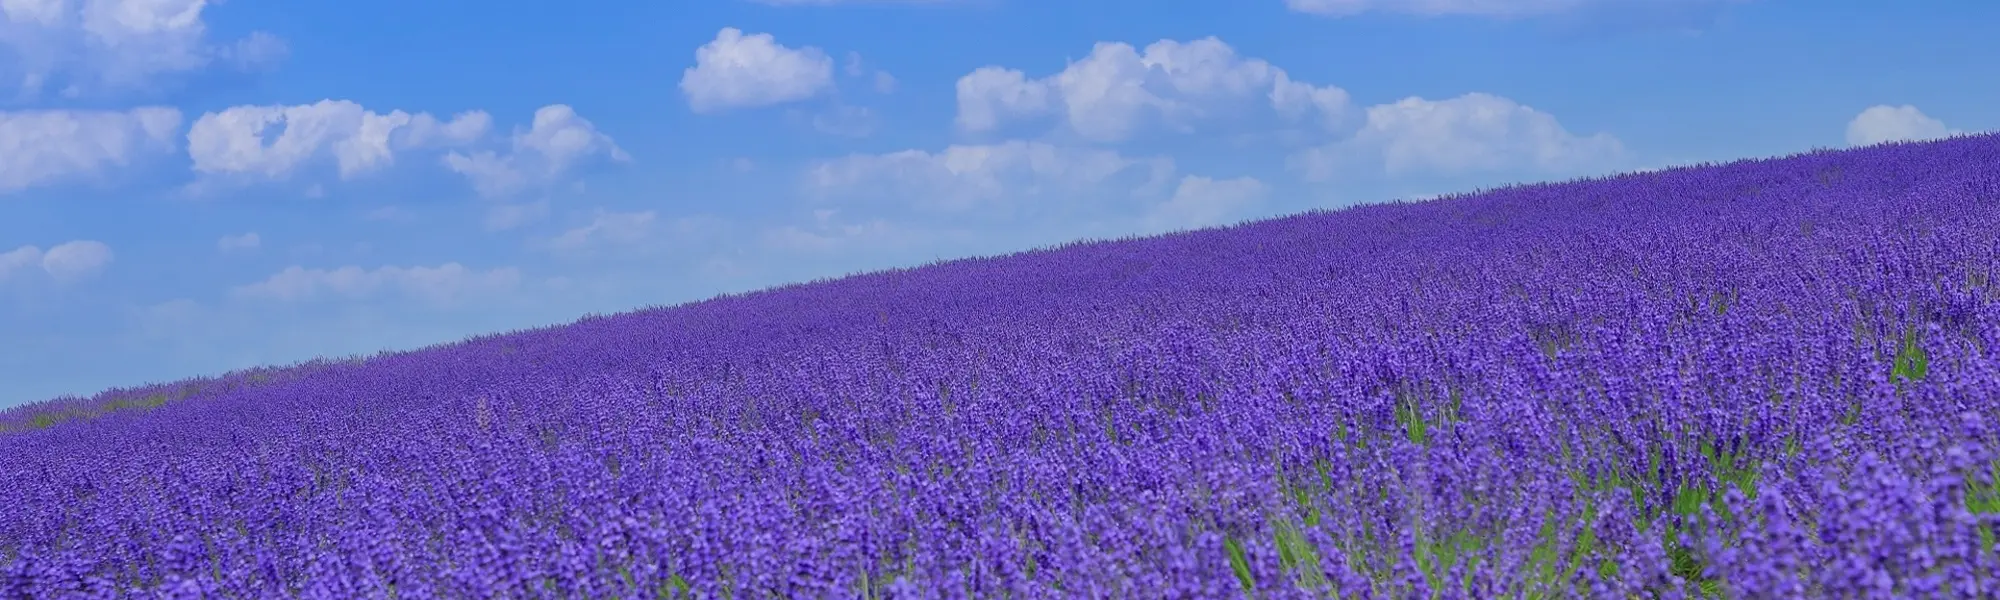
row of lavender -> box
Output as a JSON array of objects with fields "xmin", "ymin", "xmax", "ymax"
[{"xmin": 4, "ymin": 134, "xmax": 1999, "ymax": 597}]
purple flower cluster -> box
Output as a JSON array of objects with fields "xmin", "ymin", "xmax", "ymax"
[{"xmin": 4, "ymin": 134, "xmax": 2000, "ymax": 598}]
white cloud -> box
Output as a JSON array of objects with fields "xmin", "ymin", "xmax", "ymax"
[
  {"xmin": 511, "ymin": 105, "xmax": 622, "ymax": 169},
  {"xmin": 873, "ymin": 71, "xmax": 897, "ymax": 94},
  {"xmin": 232, "ymin": 262, "xmax": 523, "ymax": 305},
  {"xmin": 0, "ymin": 245, "xmax": 42, "ymax": 281},
  {"xmin": 0, "ymin": 107, "xmax": 180, "ymax": 194},
  {"xmin": 40, "ymin": 239, "xmax": 112, "ymax": 281},
  {"xmin": 545, "ymin": 209, "xmax": 656, "ymax": 252},
  {"xmin": 216, "ymin": 232, "xmax": 259, "ymax": 252},
  {"xmin": 1269, "ymin": 72, "xmax": 1351, "ymax": 131},
  {"xmin": 442, "ymin": 152, "xmax": 523, "ymax": 198},
  {"xmin": 806, "ymin": 140, "xmax": 1175, "ymax": 213},
  {"xmin": 443, "ymin": 104, "xmax": 626, "ymax": 198},
  {"xmin": 955, "ymin": 36, "xmax": 1607, "ymax": 186},
  {"xmin": 187, "ymin": 100, "xmax": 490, "ymax": 182},
  {"xmin": 1845, "ymin": 104, "xmax": 1960, "ymax": 147},
  {"xmin": 680, "ymin": 27, "xmax": 835, "ymax": 113},
  {"xmin": 1289, "ymin": 92, "xmax": 1623, "ymax": 180},
  {"xmin": 954, "ymin": 37, "xmax": 1349, "ymax": 142},
  {"xmin": 0, "ymin": 0, "xmax": 286, "ymax": 96},
  {"xmin": 402, "ymin": 111, "xmax": 493, "ymax": 148},
  {"xmin": 0, "ymin": 240, "xmax": 113, "ymax": 284},
  {"xmin": 955, "ymin": 67, "xmax": 1051, "ymax": 133},
  {"xmin": 1142, "ymin": 175, "xmax": 1268, "ymax": 233}
]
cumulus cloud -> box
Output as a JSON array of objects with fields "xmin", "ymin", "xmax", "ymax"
[
  {"xmin": 186, "ymin": 100, "xmax": 490, "ymax": 182},
  {"xmin": 1142, "ymin": 175, "xmax": 1268, "ymax": 234},
  {"xmin": 1845, "ymin": 104, "xmax": 1960, "ymax": 147},
  {"xmin": 216, "ymin": 232, "xmax": 259, "ymax": 252},
  {"xmin": 40, "ymin": 240, "xmax": 112, "ymax": 281},
  {"xmin": 0, "ymin": 240, "xmax": 113, "ymax": 284},
  {"xmin": 680, "ymin": 28, "xmax": 835, "ymax": 113},
  {"xmin": 0, "ymin": 107, "xmax": 180, "ymax": 194},
  {"xmin": 954, "ymin": 35, "xmax": 1611, "ymax": 184},
  {"xmin": 955, "ymin": 37, "xmax": 1350, "ymax": 142},
  {"xmin": 443, "ymin": 104, "xmax": 627, "ymax": 198},
  {"xmin": 1269, "ymin": 72, "xmax": 1351, "ymax": 129},
  {"xmin": 1289, "ymin": 92, "xmax": 1623, "ymax": 180},
  {"xmin": 231, "ymin": 262, "xmax": 523, "ymax": 305},
  {"xmin": 403, "ymin": 111, "xmax": 495, "ymax": 148},
  {"xmin": 0, "ymin": 245, "xmax": 42, "ymax": 281},
  {"xmin": 806, "ymin": 140, "xmax": 1176, "ymax": 213},
  {"xmin": 0, "ymin": 0, "xmax": 286, "ymax": 96},
  {"xmin": 955, "ymin": 67, "xmax": 1051, "ymax": 133}
]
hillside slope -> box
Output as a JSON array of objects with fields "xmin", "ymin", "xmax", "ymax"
[{"xmin": 4, "ymin": 135, "xmax": 2000, "ymax": 597}]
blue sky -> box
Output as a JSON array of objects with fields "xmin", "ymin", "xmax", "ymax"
[{"xmin": 0, "ymin": 0, "xmax": 1994, "ymax": 408}]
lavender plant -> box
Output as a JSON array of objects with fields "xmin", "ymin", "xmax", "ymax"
[{"xmin": 3, "ymin": 134, "xmax": 1999, "ymax": 598}]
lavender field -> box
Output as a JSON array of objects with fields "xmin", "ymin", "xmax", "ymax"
[{"xmin": 5, "ymin": 134, "xmax": 2000, "ymax": 598}]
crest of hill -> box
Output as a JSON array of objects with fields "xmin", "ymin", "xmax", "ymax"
[{"xmin": 3, "ymin": 131, "xmax": 1995, "ymax": 430}]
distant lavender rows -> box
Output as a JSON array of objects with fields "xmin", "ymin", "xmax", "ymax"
[{"xmin": 4, "ymin": 134, "xmax": 2000, "ymax": 598}]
